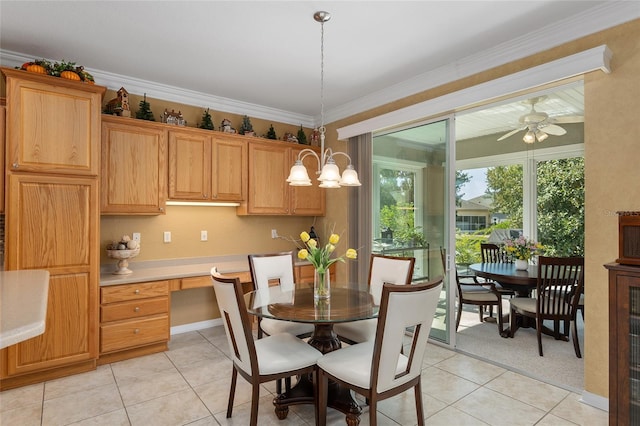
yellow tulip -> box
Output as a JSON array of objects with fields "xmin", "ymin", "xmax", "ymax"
[
  {"xmin": 300, "ymin": 231, "xmax": 310, "ymax": 242},
  {"xmin": 327, "ymin": 244, "xmax": 335, "ymax": 253},
  {"xmin": 346, "ymin": 248, "xmax": 357, "ymax": 259},
  {"xmin": 329, "ymin": 234, "xmax": 340, "ymax": 244},
  {"xmin": 298, "ymin": 249, "xmax": 308, "ymax": 260},
  {"xmin": 308, "ymin": 239, "xmax": 317, "ymax": 249}
]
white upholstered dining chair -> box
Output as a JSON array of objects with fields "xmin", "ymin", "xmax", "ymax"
[
  {"xmin": 317, "ymin": 276, "xmax": 444, "ymax": 426},
  {"xmin": 248, "ymin": 251, "xmax": 314, "ymax": 339},
  {"xmin": 210, "ymin": 268, "xmax": 322, "ymax": 426},
  {"xmin": 333, "ymin": 254, "xmax": 415, "ymax": 344}
]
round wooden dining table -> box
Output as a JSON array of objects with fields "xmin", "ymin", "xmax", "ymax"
[
  {"xmin": 246, "ymin": 283, "xmax": 378, "ymax": 426},
  {"xmin": 469, "ymin": 262, "xmax": 538, "ymax": 297}
]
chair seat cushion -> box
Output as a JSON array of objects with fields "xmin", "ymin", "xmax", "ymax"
[
  {"xmin": 317, "ymin": 341, "xmax": 408, "ymax": 389},
  {"xmin": 460, "ymin": 284, "xmax": 490, "ymax": 293},
  {"xmin": 510, "ymin": 297, "xmax": 536, "ymax": 314},
  {"xmin": 333, "ymin": 318, "xmax": 377, "ymax": 343},
  {"xmin": 462, "ymin": 291, "xmax": 500, "ymax": 302},
  {"xmin": 253, "ymin": 333, "xmax": 322, "ymax": 376},
  {"xmin": 260, "ymin": 318, "xmax": 314, "ymax": 337}
]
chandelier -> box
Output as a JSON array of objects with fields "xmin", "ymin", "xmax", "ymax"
[{"xmin": 286, "ymin": 11, "xmax": 361, "ymax": 189}]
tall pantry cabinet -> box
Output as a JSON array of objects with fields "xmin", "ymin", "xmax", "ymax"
[{"xmin": 0, "ymin": 68, "xmax": 105, "ymax": 389}]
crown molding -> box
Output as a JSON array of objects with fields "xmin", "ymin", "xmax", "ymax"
[
  {"xmin": 325, "ymin": 2, "xmax": 639, "ymax": 124},
  {"xmin": 0, "ymin": 50, "xmax": 315, "ymax": 128}
]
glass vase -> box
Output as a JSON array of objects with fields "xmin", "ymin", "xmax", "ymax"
[
  {"xmin": 314, "ymin": 269, "xmax": 331, "ymax": 299},
  {"xmin": 515, "ymin": 259, "xmax": 529, "ymax": 270}
]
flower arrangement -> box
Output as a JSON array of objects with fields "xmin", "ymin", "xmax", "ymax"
[
  {"xmin": 297, "ymin": 230, "xmax": 357, "ymax": 298},
  {"xmin": 503, "ymin": 236, "xmax": 543, "ymax": 261}
]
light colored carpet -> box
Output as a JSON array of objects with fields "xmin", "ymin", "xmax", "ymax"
[{"xmin": 454, "ymin": 304, "xmax": 584, "ymax": 393}]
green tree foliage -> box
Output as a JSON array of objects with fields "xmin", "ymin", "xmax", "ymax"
[
  {"xmin": 486, "ymin": 165, "xmax": 523, "ymax": 228},
  {"xmin": 536, "ymin": 158, "xmax": 584, "ymax": 256},
  {"xmin": 266, "ymin": 124, "xmax": 277, "ymax": 140},
  {"xmin": 239, "ymin": 115, "xmax": 253, "ymax": 134},
  {"xmin": 297, "ymin": 125, "xmax": 308, "ymax": 145},
  {"xmin": 456, "ymin": 171, "xmax": 471, "ymax": 206}
]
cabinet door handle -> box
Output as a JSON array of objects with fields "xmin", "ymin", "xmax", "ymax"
[
  {"xmin": 134, "ymin": 306, "xmax": 140, "ymax": 312},
  {"xmin": 12, "ymin": 163, "xmax": 19, "ymax": 169},
  {"xmin": 134, "ymin": 289, "xmax": 140, "ymax": 294},
  {"xmin": 134, "ymin": 328, "xmax": 140, "ymax": 334}
]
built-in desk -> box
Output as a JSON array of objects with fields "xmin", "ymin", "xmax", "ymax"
[{"xmin": 0, "ymin": 270, "xmax": 50, "ymax": 349}]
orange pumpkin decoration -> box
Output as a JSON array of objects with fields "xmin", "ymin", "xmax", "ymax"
[
  {"xmin": 60, "ymin": 70, "xmax": 81, "ymax": 81},
  {"xmin": 26, "ymin": 64, "xmax": 47, "ymax": 74}
]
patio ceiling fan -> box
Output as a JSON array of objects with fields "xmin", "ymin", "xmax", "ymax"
[{"xmin": 497, "ymin": 96, "xmax": 584, "ymax": 143}]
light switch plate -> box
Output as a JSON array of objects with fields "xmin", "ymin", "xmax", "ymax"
[
  {"xmin": 163, "ymin": 231, "xmax": 171, "ymax": 243},
  {"xmin": 201, "ymin": 230, "xmax": 208, "ymax": 241}
]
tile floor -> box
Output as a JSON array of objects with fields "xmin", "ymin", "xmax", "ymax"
[{"xmin": 0, "ymin": 326, "xmax": 607, "ymax": 426}]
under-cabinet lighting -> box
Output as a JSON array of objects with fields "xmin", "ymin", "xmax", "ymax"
[{"xmin": 166, "ymin": 201, "xmax": 240, "ymax": 207}]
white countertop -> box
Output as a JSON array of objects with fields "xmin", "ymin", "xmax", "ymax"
[{"xmin": 0, "ymin": 270, "xmax": 50, "ymax": 349}]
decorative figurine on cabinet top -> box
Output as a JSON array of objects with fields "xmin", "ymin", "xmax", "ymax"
[
  {"xmin": 221, "ymin": 118, "xmax": 236, "ymax": 133},
  {"xmin": 162, "ymin": 109, "xmax": 187, "ymax": 126},
  {"xmin": 104, "ymin": 87, "xmax": 131, "ymax": 117}
]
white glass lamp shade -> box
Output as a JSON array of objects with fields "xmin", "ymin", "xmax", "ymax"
[
  {"xmin": 286, "ymin": 161, "xmax": 312, "ymax": 186},
  {"xmin": 319, "ymin": 179, "xmax": 341, "ymax": 188},
  {"xmin": 523, "ymin": 130, "xmax": 536, "ymax": 144},
  {"xmin": 535, "ymin": 130, "xmax": 548, "ymax": 142},
  {"xmin": 339, "ymin": 165, "xmax": 361, "ymax": 186},
  {"xmin": 318, "ymin": 160, "xmax": 340, "ymax": 182}
]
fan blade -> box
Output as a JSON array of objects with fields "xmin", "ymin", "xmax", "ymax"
[
  {"xmin": 551, "ymin": 114, "xmax": 584, "ymax": 124},
  {"xmin": 497, "ymin": 126, "xmax": 526, "ymax": 141},
  {"xmin": 539, "ymin": 123, "xmax": 566, "ymax": 136}
]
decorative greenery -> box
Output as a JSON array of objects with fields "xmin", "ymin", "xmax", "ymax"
[
  {"xmin": 136, "ymin": 93, "xmax": 155, "ymax": 121},
  {"xmin": 503, "ymin": 236, "xmax": 543, "ymax": 261},
  {"xmin": 266, "ymin": 124, "xmax": 277, "ymax": 140},
  {"xmin": 239, "ymin": 115, "xmax": 254, "ymax": 135},
  {"xmin": 19, "ymin": 58, "xmax": 94, "ymax": 82},
  {"xmin": 296, "ymin": 229, "xmax": 357, "ymax": 297},
  {"xmin": 297, "ymin": 125, "xmax": 308, "ymax": 145},
  {"xmin": 199, "ymin": 108, "xmax": 214, "ymax": 130}
]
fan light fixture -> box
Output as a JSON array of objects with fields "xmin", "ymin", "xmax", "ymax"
[
  {"xmin": 523, "ymin": 125, "xmax": 549, "ymax": 144},
  {"xmin": 286, "ymin": 11, "xmax": 361, "ymax": 188}
]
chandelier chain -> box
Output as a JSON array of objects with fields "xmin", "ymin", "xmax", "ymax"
[{"xmin": 320, "ymin": 17, "xmax": 325, "ymax": 132}]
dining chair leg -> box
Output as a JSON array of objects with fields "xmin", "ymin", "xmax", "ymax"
[
  {"xmin": 536, "ymin": 317, "xmax": 544, "ymax": 356},
  {"xmin": 414, "ymin": 380, "xmax": 425, "ymax": 426},
  {"xmin": 572, "ymin": 319, "xmax": 582, "ymax": 358},
  {"xmin": 509, "ymin": 307, "xmax": 518, "ymax": 338},
  {"xmin": 369, "ymin": 397, "xmax": 378, "ymax": 426},
  {"xmin": 227, "ymin": 367, "xmax": 237, "ymax": 418},
  {"xmin": 455, "ymin": 301, "xmax": 462, "ymax": 331},
  {"xmin": 317, "ymin": 369, "xmax": 328, "ymax": 426},
  {"xmin": 250, "ymin": 382, "xmax": 260, "ymax": 426},
  {"xmin": 478, "ymin": 305, "xmax": 484, "ymax": 322}
]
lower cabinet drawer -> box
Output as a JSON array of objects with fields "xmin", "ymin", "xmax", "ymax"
[
  {"xmin": 101, "ymin": 297, "xmax": 169, "ymax": 322},
  {"xmin": 100, "ymin": 315, "xmax": 169, "ymax": 353}
]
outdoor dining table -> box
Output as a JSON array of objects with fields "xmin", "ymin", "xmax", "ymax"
[{"xmin": 246, "ymin": 282, "xmax": 378, "ymax": 425}]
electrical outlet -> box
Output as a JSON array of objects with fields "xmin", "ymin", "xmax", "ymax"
[
  {"xmin": 133, "ymin": 232, "xmax": 141, "ymax": 242},
  {"xmin": 271, "ymin": 229, "xmax": 278, "ymax": 239},
  {"xmin": 163, "ymin": 231, "xmax": 171, "ymax": 243},
  {"xmin": 201, "ymin": 230, "xmax": 208, "ymax": 241}
]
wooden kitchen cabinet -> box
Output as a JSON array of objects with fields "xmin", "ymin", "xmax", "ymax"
[
  {"xmin": 168, "ymin": 130, "xmax": 246, "ymax": 202},
  {"xmin": 607, "ymin": 263, "xmax": 640, "ymax": 425},
  {"xmin": 0, "ymin": 103, "xmax": 5, "ymax": 214},
  {"xmin": 238, "ymin": 140, "xmax": 325, "ymax": 216},
  {"xmin": 101, "ymin": 116, "xmax": 167, "ymax": 214},
  {"xmin": 296, "ymin": 263, "xmax": 336, "ymax": 285},
  {"xmin": 98, "ymin": 280, "xmax": 170, "ymax": 364},
  {"xmin": 1, "ymin": 174, "xmax": 100, "ymax": 388},
  {"xmin": 2, "ymin": 68, "xmax": 105, "ymax": 176}
]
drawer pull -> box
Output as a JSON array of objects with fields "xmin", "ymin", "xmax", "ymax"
[
  {"xmin": 134, "ymin": 328, "xmax": 140, "ymax": 334},
  {"xmin": 134, "ymin": 289, "xmax": 140, "ymax": 294},
  {"xmin": 134, "ymin": 307, "xmax": 140, "ymax": 312}
]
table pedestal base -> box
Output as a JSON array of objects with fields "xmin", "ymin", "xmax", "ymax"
[{"xmin": 273, "ymin": 323, "xmax": 363, "ymax": 425}]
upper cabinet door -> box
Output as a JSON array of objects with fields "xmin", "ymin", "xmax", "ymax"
[
  {"xmin": 243, "ymin": 141, "xmax": 290, "ymax": 215},
  {"xmin": 211, "ymin": 135, "xmax": 246, "ymax": 202},
  {"xmin": 168, "ymin": 130, "xmax": 212, "ymax": 201},
  {"xmin": 2, "ymin": 68, "xmax": 105, "ymax": 176},
  {"xmin": 101, "ymin": 116, "xmax": 167, "ymax": 215},
  {"xmin": 290, "ymin": 145, "xmax": 325, "ymax": 216}
]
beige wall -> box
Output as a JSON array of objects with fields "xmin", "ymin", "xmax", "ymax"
[{"xmin": 325, "ymin": 19, "xmax": 640, "ymax": 399}]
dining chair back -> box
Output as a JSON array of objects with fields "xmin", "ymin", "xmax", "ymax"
[
  {"xmin": 481, "ymin": 243, "xmax": 510, "ymax": 263},
  {"xmin": 248, "ymin": 251, "xmax": 314, "ymax": 339},
  {"xmin": 210, "ymin": 268, "xmax": 322, "ymax": 426},
  {"xmin": 333, "ymin": 254, "xmax": 415, "ymax": 344},
  {"xmin": 317, "ymin": 276, "xmax": 444, "ymax": 426},
  {"xmin": 508, "ymin": 256, "xmax": 584, "ymax": 357}
]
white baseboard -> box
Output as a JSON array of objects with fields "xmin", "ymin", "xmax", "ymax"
[
  {"xmin": 580, "ymin": 390, "xmax": 609, "ymax": 412},
  {"xmin": 170, "ymin": 319, "xmax": 222, "ymax": 335}
]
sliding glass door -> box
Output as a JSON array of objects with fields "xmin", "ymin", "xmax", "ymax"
[{"xmin": 372, "ymin": 118, "xmax": 452, "ymax": 343}]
